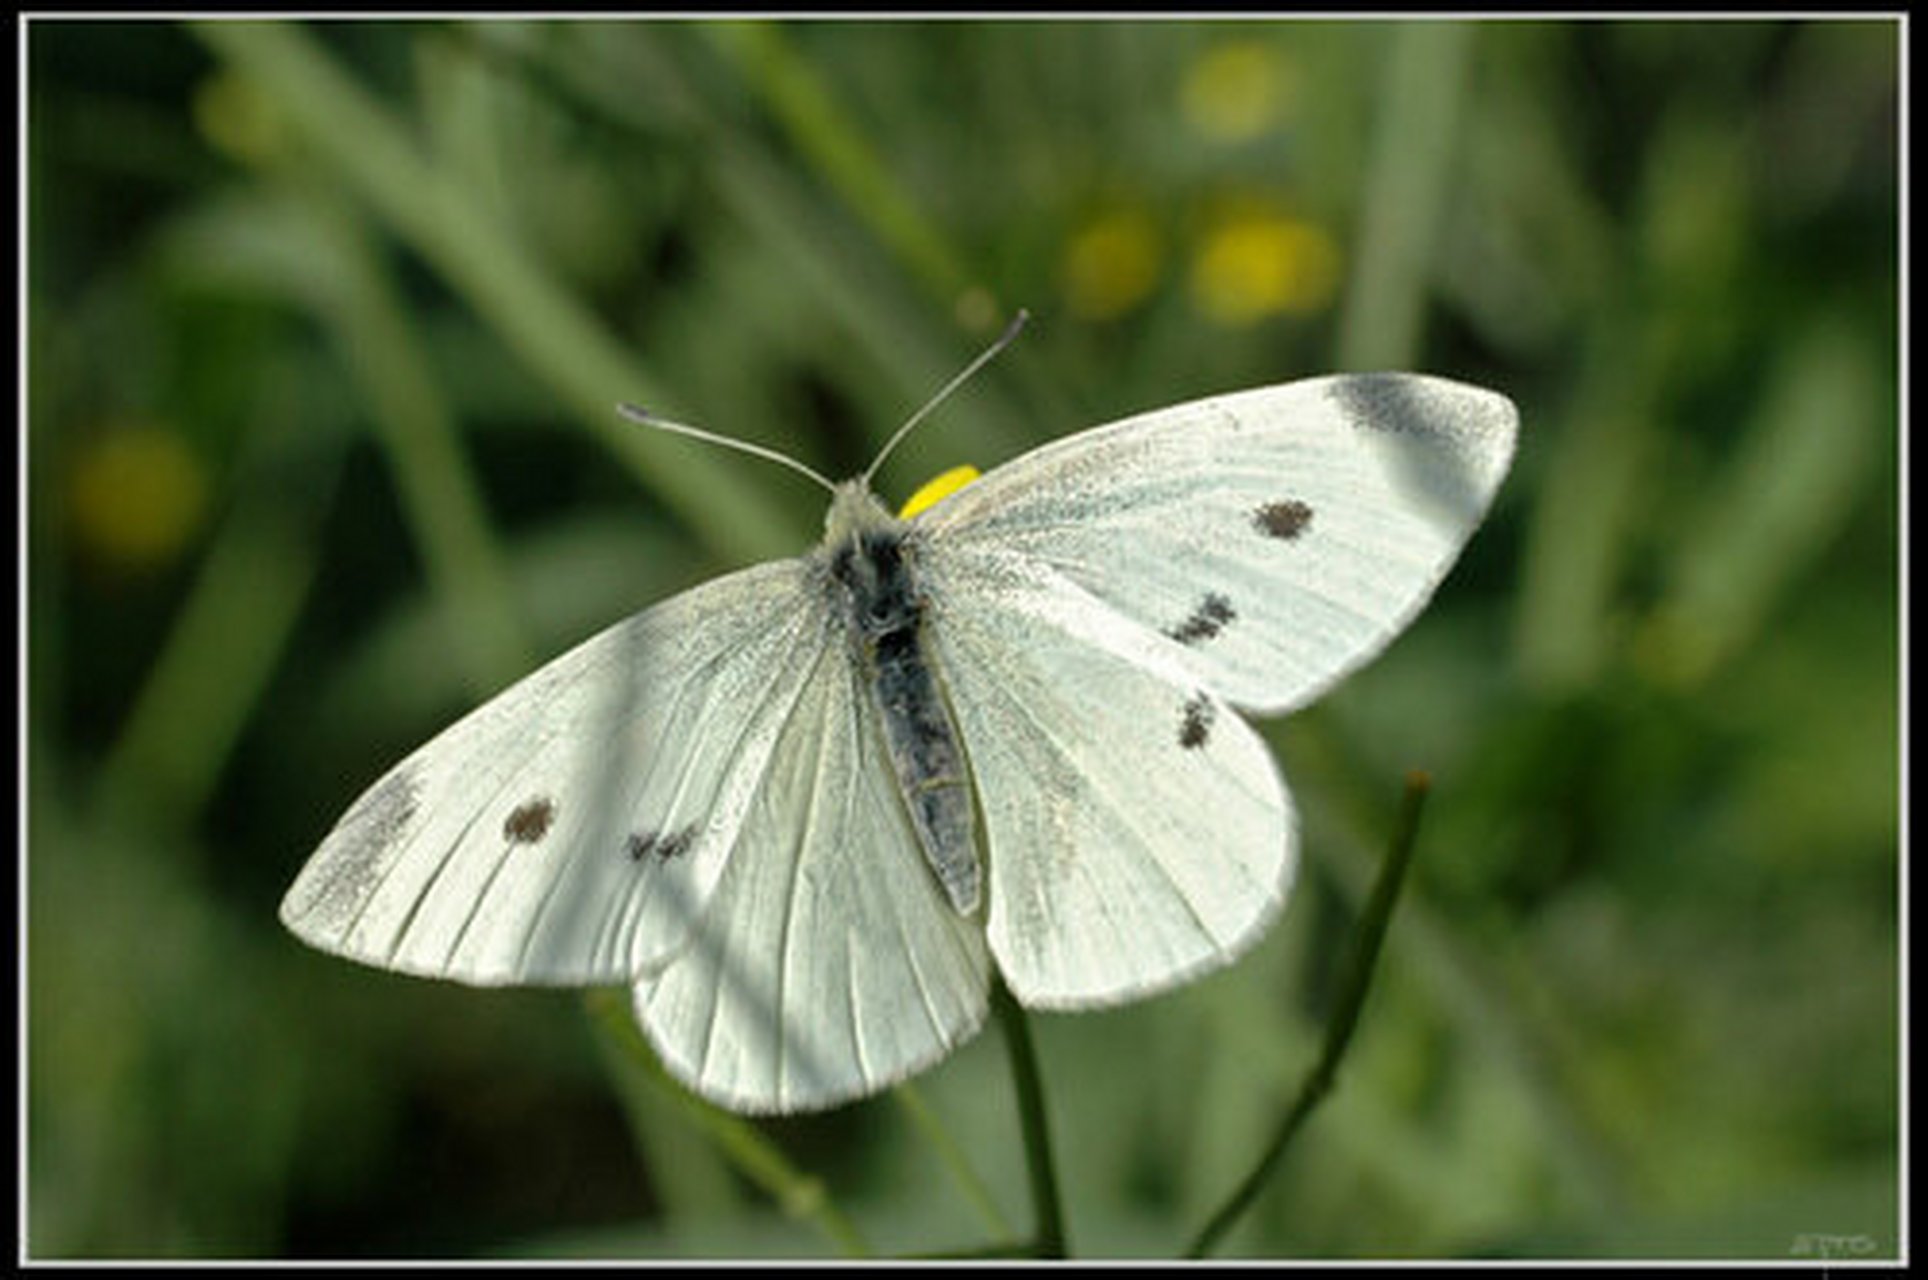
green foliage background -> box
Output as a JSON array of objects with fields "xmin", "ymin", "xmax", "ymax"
[{"xmin": 26, "ymin": 18, "xmax": 1900, "ymax": 1260}]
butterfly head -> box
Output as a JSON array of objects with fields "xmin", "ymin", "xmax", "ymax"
[{"xmin": 823, "ymin": 479, "xmax": 902, "ymax": 548}]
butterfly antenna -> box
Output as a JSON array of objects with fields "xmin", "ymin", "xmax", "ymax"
[
  {"xmin": 617, "ymin": 404, "xmax": 839, "ymax": 495},
  {"xmin": 862, "ymin": 308, "xmax": 1030, "ymax": 487}
]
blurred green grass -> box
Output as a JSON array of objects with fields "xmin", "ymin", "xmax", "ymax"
[{"xmin": 26, "ymin": 17, "xmax": 1899, "ymax": 1259}]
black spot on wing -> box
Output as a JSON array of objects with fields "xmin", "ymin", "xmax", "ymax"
[
  {"xmin": 1254, "ymin": 500, "xmax": 1313, "ymax": 540},
  {"xmin": 1167, "ymin": 592, "xmax": 1237, "ymax": 645},
  {"xmin": 627, "ymin": 823, "xmax": 697, "ymax": 863},
  {"xmin": 504, "ymin": 797, "xmax": 556, "ymax": 845},
  {"xmin": 1178, "ymin": 693, "xmax": 1216, "ymax": 750}
]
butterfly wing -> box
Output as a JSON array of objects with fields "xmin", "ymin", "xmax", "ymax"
[
  {"xmin": 921, "ymin": 546, "xmax": 1294, "ymax": 1007},
  {"xmin": 920, "ymin": 373, "xmax": 1518, "ymax": 714},
  {"xmin": 633, "ymin": 635, "xmax": 992, "ymax": 1113},
  {"xmin": 914, "ymin": 373, "xmax": 1514, "ymax": 1006},
  {"xmin": 281, "ymin": 558, "xmax": 838, "ymax": 987}
]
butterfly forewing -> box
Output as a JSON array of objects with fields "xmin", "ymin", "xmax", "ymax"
[
  {"xmin": 282, "ymin": 558, "xmax": 835, "ymax": 986},
  {"xmin": 920, "ymin": 373, "xmax": 1517, "ymax": 715}
]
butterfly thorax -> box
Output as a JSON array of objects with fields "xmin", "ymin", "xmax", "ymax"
[
  {"xmin": 819, "ymin": 482, "xmax": 981, "ymax": 915},
  {"xmin": 821, "ymin": 483, "xmax": 916, "ymax": 638}
]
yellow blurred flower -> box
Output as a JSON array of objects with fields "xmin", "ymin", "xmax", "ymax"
[
  {"xmin": 952, "ymin": 285, "xmax": 1002, "ymax": 335},
  {"xmin": 1061, "ymin": 208, "xmax": 1164, "ymax": 321},
  {"xmin": 192, "ymin": 70, "xmax": 285, "ymax": 166},
  {"xmin": 1189, "ymin": 207, "xmax": 1342, "ymax": 327},
  {"xmin": 67, "ymin": 426, "xmax": 209, "ymax": 571},
  {"xmin": 1181, "ymin": 42, "xmax": 1292, "ymax": 143}
]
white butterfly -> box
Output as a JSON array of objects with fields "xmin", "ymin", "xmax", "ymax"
[{"xmin": 282, "ymin": 342, "xmax": 1517, "ymax": 1115}]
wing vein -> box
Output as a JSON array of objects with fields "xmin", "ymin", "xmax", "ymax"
[
  {"xmin": 955, "ymin": 596, "xmax": 1229, "ymax": 949},
  {"xmin": 510, "ymin": 629, "xmax": 744, "ymax": 978},
  {"xmin": 694, "ymin": 636, "xmax": 836, "ymax": 1095},
  {"xmin": 773, "ymin": 654, "xmax": 840, "ymax": 1105}
]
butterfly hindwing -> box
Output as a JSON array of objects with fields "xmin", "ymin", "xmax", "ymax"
[
  {"xmin": 921, "ymin": 545, "xmax": 1295, "ymax": 1008},
  {"xmin": 634, "ymin": 634, "xmax": 992, "ymax": 1113}
]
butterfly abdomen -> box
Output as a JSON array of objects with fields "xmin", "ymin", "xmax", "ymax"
[{"xmin": 829, "ymin": 527, "xmax": 981, "ymax": 916}]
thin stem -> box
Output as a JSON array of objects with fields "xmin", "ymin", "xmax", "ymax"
[
  {"xmin": 993, "ymin": 978, "xmax": 1067, "ymax": 1259},
  {"xmin": 95, "ymin": 428, "xmax": 333, "ymax": 829},
  {"xmin": 310, "ymin": 192, "xmax": 532, "ymax": 696},
  {"xmin": 1185, "ymin": 770, "xmax": 1433, "ymax": 1258},
  {"xmin": 189, "ymin": 21, "xmax": 795, "ymax": 566},
  {"xmin": 902, "ymin": 1239, "xmax": 1038, "ymax": 1261},
  {"xmin": 581, "ymin": 990, "xmax": 873, "ymax": 1258},
  {"xmin": 893, "ymin": 1084, "xmax": 1015, "ymax": 1238},
  {"xmin": 702, "ymin": 22, "xmax": 973, "ymax": 303},
  {"xmin": 1335, "ymin": 22, "xmax": 1471, "ymax": 371}
]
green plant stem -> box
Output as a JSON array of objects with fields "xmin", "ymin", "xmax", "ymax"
[
  {"xmin": 993, "ymin": 979, "xmax": 1067, "ymax": 1259},
  {"xmin": 454, "ymin": 23, "xmax": 1045, "ymax": 470},
  {"xmin": 188, "ymin": 19, "xmax": 794, "ymax": 566},
  {"xmin": 94, "ymin": 409, "xmax": 339, "ymax": 829},
  {"xmin": 1185, "ymin": 771, "xmax": 1433, "ymax": 1258},
  {"xmin": 582, "ymin": 990, "xmax": 872, "ymax": 1258},
  {"xmin": 302, "ymin": 191, "xmax": 533, "ymax": 696},
  {"xmin": 893, "ymin": 1084, "xmax": 1014, "ymax": 1239},
  {"xmin": 702, "ymin": 21, "xmax": 973, "ymax": 304},
  {"xmin": 1336, "ymin": 22, "xmax": 1472, "ymax": 370}
]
